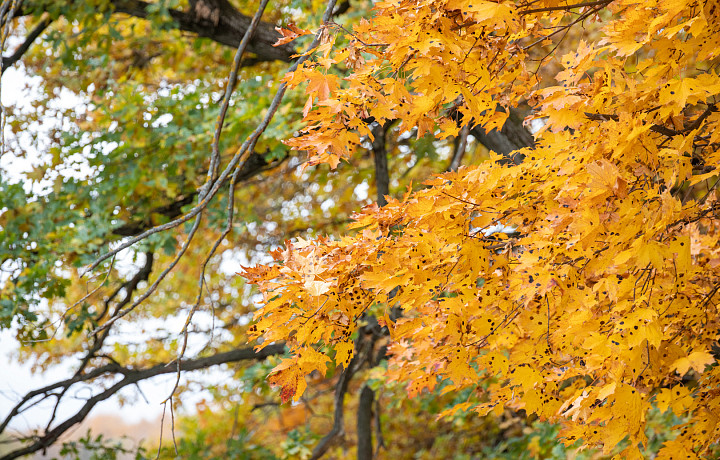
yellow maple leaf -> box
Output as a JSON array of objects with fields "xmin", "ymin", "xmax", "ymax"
[
  {"xmin": 656, "ymin": 385, "xmax": 693, "ymax": 415},
  {"xmin": 303, "ymin": 279, "xmax": 332, "ymax": 296},
  {"xmin": 671, "ymin": 351, "xmax": 716, "ymax": 375},
  {"xmin": 334, "ymin": 341, "xmax": 354, "ymax": 368},
  {"xmin": 268, "ymin": 358, "xmax": 306, "ymax": 403}
]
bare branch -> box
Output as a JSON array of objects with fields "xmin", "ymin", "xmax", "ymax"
[
  {"xmin": 1, "ymin": 14, "xmax": 51, "ymax": 74},
  {"xmin": 0, "ymin": 344, "xmax": 286, "ymax": 460},
  {"xmin": 82, "ymin": 0, "xmax": 340, "ymax": 277},
  {"xmin": 169, "ymin": 0, "xmax": 273, "ymax": 405}
]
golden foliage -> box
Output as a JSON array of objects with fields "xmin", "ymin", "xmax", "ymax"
[{"xmin": 244, "ymin": 0, "xmax": 720, "ymax": 456}]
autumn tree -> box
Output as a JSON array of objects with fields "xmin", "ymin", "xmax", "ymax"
[
  {"xmin": 1, "ymin": 0, "xmax": 719, "ymax": 458},
  {"xmin": 245, "ymin": 0, "xmax": 720, "ymax": 458},
  {"xmin": 0, "ymin": 0, "xmax": 541, "ymax": 459}
]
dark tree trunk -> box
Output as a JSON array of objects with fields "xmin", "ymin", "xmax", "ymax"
[{"xmin": 357, "ymin": 385, "xmax": 375, "ymax": 460}]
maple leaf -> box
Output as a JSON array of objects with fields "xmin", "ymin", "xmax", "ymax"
[
  {"xmin": 334, "ymin": 341, "xmax": 354, "ymax": 368},
  {"xmin": 273, "ymin": 23, "xmax": 313, "ymax": 47},
  {"xmin": 671, "ymin": 351, "xmax": 716, "ymax": 375},
  {"xmin": 268, "ymin": 358, "xmax": 305, "ymax": 403},
  {"xmin": 586, "ymin": 159, "xmax": 627, "ymax": 198},
  {"xmin": 303, "ymin": 279, "xmax": 332, "ymax": 296},
  {"xmin": 656, "ymin": 385, "xmax": 693, "ymax": 415},
  {"xmin": 245, "ymin": 0, "xmax": 720, "ymax": 455}
]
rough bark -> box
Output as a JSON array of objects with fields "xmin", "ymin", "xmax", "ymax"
[{"xmin": 111, "ymin": 0, "xmax": 295, "ymax": 62}]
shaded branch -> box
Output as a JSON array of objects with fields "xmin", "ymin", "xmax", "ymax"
[
  {"xmin": 311, "ymin": 316, "xmax": 382, "ymax": 459},
  {"xmin": 585, "ymin": 104, "xmax": 718, "ymax": 138},
  {"xmin": 469, "ymin": 108, "xmax": 535, "ymax": 164},
  {"xmin": 32, "ymin": 252, "xmax": 155, "ymax": 434},
  {"xmin": 448, "ymin": 123, "xmax": 470, "ymax": 172},
  {"xmin": 310, "ymin": 358, "xmax": 356, "ymax": 460},
  {"xmin": 95, "ymin": 251, "xmax": 154, "ymax": 321},
  {"xmin": 83, "ymin": 0, "xmax": 340, "ymax": 275},
  {"xmin": 332, "ymin": 0, "xmax": 351, "ymax": 17},
  {"xmin": 110, "ymin": 0, "xmax": 295, "ymax": 62},
  {"xmin": 166, "ymin": 0, "xmax": 274, "ymax": 414},
  {"xmin": 112, "ymin": 151, "xmax": 276, "ymax": 238},
  {"xmin": 373, "ymin": 394, "xmax": 385, "ymax": 456}
]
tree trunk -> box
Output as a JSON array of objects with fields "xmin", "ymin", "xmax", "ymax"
[{"xmin": 357, "ymin": 385, "xmax": 375, "ymax": 460}]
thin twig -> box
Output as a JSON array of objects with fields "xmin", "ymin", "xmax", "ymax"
[
  {"xmin": 164, "ymin": 0, "xmax": 273, "ymax": 407},
  {"xmin": 1, "ymin": 14, "xmax": 51, "ymax": 74},
  {"xmin": 50, "ymin": 253, "xmax": 117, "ymax": 338},
  {"xmin": 0, "ymin": 344, "xmax": 286, "ymax": 460},
  {"xmin": 520, "ymin": 0, "xmax": 612, "ymax": 15},
  {"xmin": 89, "ymin": 216, "xmax": 203, "ymax": 335},
  {"xmin": 522, "ymin": 4, "xmax": 605, "ymax": 51},
  {"xmin": 81, "ymin": 0, "xmax": 340, "ymax": 278},
  {"xmin": 207, "ymin": 0, "xmax": 272, "ymax": 188}
]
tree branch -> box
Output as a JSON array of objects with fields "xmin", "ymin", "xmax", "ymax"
[
  {"xmin": 310, "ymin": 357, "xmax": 356, "ymax": 460},
  {"xmin": 519, "ymin": 0, "xmax": 613, "ymax": 15},
  {"xmin": 585, "ymin": 104, "xmax": 718, "ymax": 138},
  {"xmin": 110, "ymin": 0, "xmax": 295, "ymax": 62},
  {"xmin": 469, "ymin": 108, "xmax": 535, "ymax": 164},
  {"xmin": 448, "ymin": 123, "xmax": 470, "ymax": 172},
  {"xmin": 0, "ymin": 343, "xmax": 286, "ymax": 460},
  {"xmin": 112, "ymin": 151, "xmax": 276, "ymax": 238},
  {"xmin": 371, "ymin": 122, "xmax": 391, "ymax": 206},
  {"xmin": 310, "ymin": 316, "xmax": 381, "ymax": 459},
  {"xmin": 1, "ymin": 15, "xmax": 51, "ymax": 74}
]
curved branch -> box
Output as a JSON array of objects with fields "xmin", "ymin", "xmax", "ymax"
[
  {"xmin": 1, "ymin": 15, "xmax": 51, "ymax": 74},
  {"xmin": 311, "ymin": 317, "xmax": 382, "ymax": 459},
  {"xmin": 0, "ymin": 343, "xmax": 286, "ymax": 460},
  {"xmin": 169, "ymin": 0, "xmax": 273, "ymax": 406},
  {"xmin": 310, "ymin": 356, "xmax": 356, "ymax": 460},
  {"xmin": 83, "ymin": 0, "xmax": 339, "ymax": 276},
  {"xmin": 585, "ymin": 104, "xmax": 719, "ymax": 138}
]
